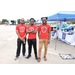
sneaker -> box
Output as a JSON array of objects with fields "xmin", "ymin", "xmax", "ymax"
[
  {"xmin": 26, "ymin": 55, "xmax": 31, "ymax": 59},
  {"xmin": 23, "ymin": 55, "xmax": 27, "ymax": 58},
  {"xmin": 35, "ymin": 56, "xmax": 38, "ymax": 60},
  {"xmin": 44, "ymin": 56, "xmax": 47, "ymax": 61},
  {"xmin": 14, "ymin": 57, "xmax": 18, "ymax": 60},
  {"xmin": 37, "ymin": 58, "xmax": 41, "ymax": 62}
]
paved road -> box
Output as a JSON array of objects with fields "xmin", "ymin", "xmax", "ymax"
[{"xmin": 0, "ymin": 25, "xmax": 75, "ymax": 64}]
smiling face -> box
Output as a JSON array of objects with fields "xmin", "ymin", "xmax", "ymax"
[
  {"xmin": 42, "ymin": 18, "xmax": 47, "ymax": 24},
  {"xmin": 20, "ymin": 18, "xmax": 25, "ymax": 24},
  {"xmin": 30, "ymin": 19, "xmax": 34, "ymax": 25}
]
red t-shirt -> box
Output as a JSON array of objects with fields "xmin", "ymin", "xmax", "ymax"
[
  {"xmin": 38, "ymin": 24, "xmax": 51, "ymax": 39},
  {"xmin": 16, "ymin": 24, "xmax": 27, "ymax": 39},
  {"xmin": 27, "ymin": 25, "xmax": 37, "ymax": 39},
  {"xmin": 53, "ymin": 30, "xmax": 55, "ymax": 32}
]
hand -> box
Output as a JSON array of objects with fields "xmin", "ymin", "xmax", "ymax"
[
  {"xmin": 26, "ymin": 30, "xmax": 34, "ymax": 34},
  {"xmin": 48, "ymin": 40, "xmax": 50, "ymax": 44},
  {"xmin": 20, "ymin": 37, "xmax": 24, "ymax": 42},
  {"xmin": 21, "ymin": 38, "xmax": 25, "ymax": 42},
  {"xmin": 39, "ymin": 37, "xmax": 40, "ymax": 39},
  {"xmin": 23, "ymin": 39, "xmax": 25, "ymax": 42},
  {"xmin": 26, "ymin": 30, "xmax": 28, "ymax": 34}
]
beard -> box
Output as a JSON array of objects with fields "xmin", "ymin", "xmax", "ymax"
[
  {"xmin": 31, "ymin": 24, "xmax": 34, "ymax": 25},
  {"xmin": 42, "ymin": 21, "xmax": 47, "ymax": 24},
  {"xmin": 21, "ymin": 23, "xmax": 24, "ymax": 24},
  {"xmin": 43, "ymin": 22, "xmax": 47, "ymax": 24}
]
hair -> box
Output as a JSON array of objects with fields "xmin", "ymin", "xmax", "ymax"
[
  {"xmin": 20, "ymin": 18, "xmax": 25, "ymax": 21},
  {"xmin": 30, "ymin": 18, "xmax": 35, "ymax": 22},
  {"xmin": 41, "ymin": 17, "xmax": 48, "ymax": 20},
  {"xmin": 72, "ymin": 27, "xmax": 74, "ymax": 30}
]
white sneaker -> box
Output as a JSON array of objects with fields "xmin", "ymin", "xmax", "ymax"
[
  {"xmin": 14, "ymin": 57, "xmax": 18, "ymax": 60},
  {"xmin": 23, "ymin": 55, "xmax": 27, "ymax": 58}
]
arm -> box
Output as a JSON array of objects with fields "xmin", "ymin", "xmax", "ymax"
[
  {"xmin": 23, "ymin": 33, "xmax": 27, "ymax": 39},
  {"xmin": 16, "ymin": 30, "xmax": 24, "ymax": 42},
  {"xmin": 26, "ymin": 30, "xmax": 37, "ymax": 34},
  {"xmin": 48, "ymin": 30, "xmax": 51, "ymax": 40},
  {"xmin": 22, "ymin": 33, "xmax": 27, "ymax": 42},
  {"xmin": 16, "ymin": 30, "xmax": 21, "ymax": 39},
  {"xmin": 31, "ymin": 26, "xmax": 37, "ymax": 34},
  {"xmin": 48, "ymin": 30, "xmax": 51, "ymax": 44},
  {"xmin": 38, "ymin": 30, "xmax": 40, "ymax": 39},
  {"xmin": 31, "ymin": 30, "xmax": 37, "ymax": 34},
  {"xmin": 26, "ymin": 30, "xmax": 34, "ymax": 34}
]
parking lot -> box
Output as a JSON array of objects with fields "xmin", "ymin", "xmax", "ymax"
[{"xmin": 0, "ymin": 25, "xmax": 75, "ymax": 64}]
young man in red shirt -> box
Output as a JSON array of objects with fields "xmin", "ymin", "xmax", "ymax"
[
  {"xmin": 38, "ymin": 17, "xmax": 51, "ymax": 62},
  {"xmin": 14, "ymin": 18, "xmax": 27, "ymax": 60},
  {"xmin": 26, "ymin": 18, "xmax": 38, "ymax": 60}
]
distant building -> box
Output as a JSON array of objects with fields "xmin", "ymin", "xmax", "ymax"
[
  {"xmin": 4, "ymin": 22, "xmax": 8, "ymax": 25},
  {"xmin": 0, "ymin": 21, "xmax": 1, "ymax": 24},
  {"xmin": 8, "ymin": 20, "xmax": 18, "ymax": 25}
]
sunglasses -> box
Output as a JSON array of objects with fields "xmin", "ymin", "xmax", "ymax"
[{"xmin": 21, "ymin": 20, "xmax": 24, "ymax": 21}]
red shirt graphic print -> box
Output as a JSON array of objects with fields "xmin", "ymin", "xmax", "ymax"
[
  {"xmin": 38, "ymin": 24, "xmax": 51, "ymax": 39},
  {"xmin": 27, "ymin": 25, "xmax": 37, "ymax": 39},
  {"xmin": 16, "ymin": 24, "xmax": 27, "ymax": 39}
]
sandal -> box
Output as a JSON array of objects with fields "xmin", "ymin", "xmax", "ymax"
[
  {"xmin": 44, "ymin": 56, "xmax": 47, "ymax": 61},
  {"xmin": 37, "ymin": 58, "xmax": 41, "ymax": 62}
]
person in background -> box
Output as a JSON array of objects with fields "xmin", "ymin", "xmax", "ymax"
[
  {"xmin": 71, "ymin": 27, "xmax": 75, "ymax": 47},
  {"xmin": 71, "ymin": 27, "xmax": 74, "ymax": 34},
  {"xmin": 68, "ymin": 27, "xmax": 74, "ymax": 35},
  {"xmin": 52, "ymin": 27, "xmax": 56, "ymax": 38},
  {"xmin": 14, "ymin": 18, "xmax": 27, "ymax": 60},
  {"xmin": 38, "ymin": 17, "xmax": 51, "ymax": 62},
  {"xmin": 26, "ymin": 18, "xmax": 38, "ymax": 60}
]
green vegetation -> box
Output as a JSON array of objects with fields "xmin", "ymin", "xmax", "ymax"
[
  {"xmin": 17, "ymin": 19, "xmax": 20, "ymax": 24},
  {"xmin": 17, "ymin": 19, "xmax": 37, "ymax": 24},
  {"xmin": 25, "ymin": 19, "xmax": 30, "ymax": 23},
  {"xmin": 2, "ymin": 19, "xmax": 8, "ymax": 24},
  {"xmin": 67, "ymin": 21, "xmax": 75, "ymax": 24},
  {"xmin": 37, "ymin": 20, "xmax": 39, "ymax": 22},
  {"xmin": 2, "ymin": 19, "xmax": 39, "ymax": 25},
  {"xmin": 70, "ymin": 21, "xmax": 75, "ymax": 24}
]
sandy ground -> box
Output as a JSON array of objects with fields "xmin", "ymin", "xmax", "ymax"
[{"xmin": 0, "ymin": 25, "xmax": 75, "ymax": 64}]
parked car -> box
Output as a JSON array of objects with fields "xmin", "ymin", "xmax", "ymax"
[{"xmin": 61, "ymin": 25, "xmax": 75, "ymax": 32}]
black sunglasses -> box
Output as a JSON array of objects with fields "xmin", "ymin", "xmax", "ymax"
[{"xmin": 21, "ymin": 20, "xmax": 24, "ymax": 21}]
